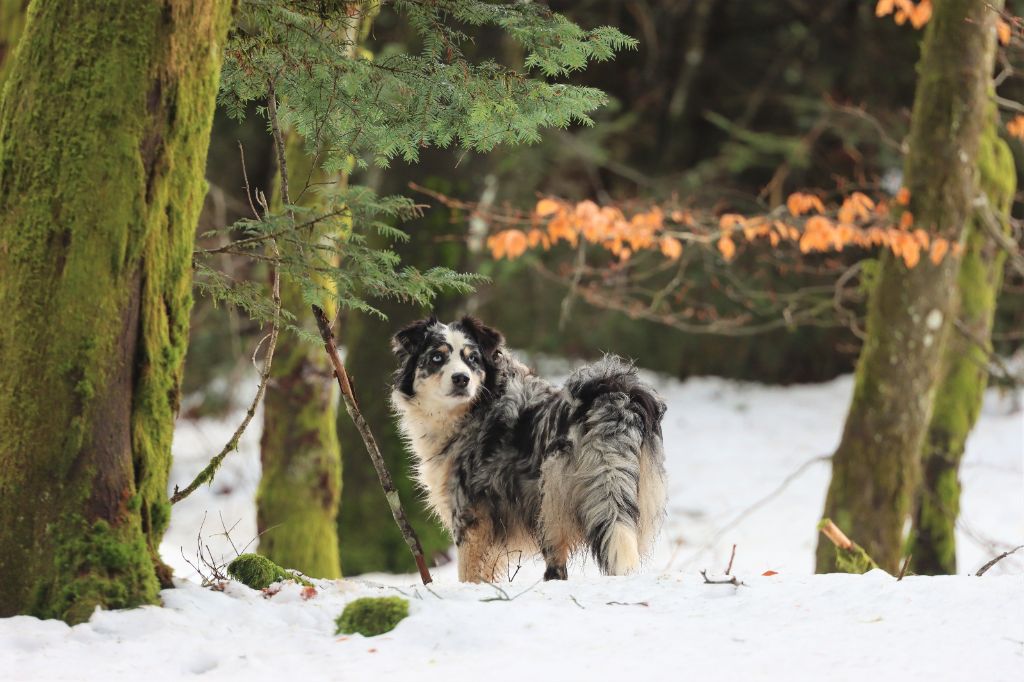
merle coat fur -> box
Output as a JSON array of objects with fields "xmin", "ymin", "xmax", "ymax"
[{"xmin": 391, "ymin": 316, "xmax": 667, "ymax": 582}]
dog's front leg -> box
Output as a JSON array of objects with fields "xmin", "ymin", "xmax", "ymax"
[{"xmin": 455, "ymin": 513, "xmax": 494, "ymax": 583}]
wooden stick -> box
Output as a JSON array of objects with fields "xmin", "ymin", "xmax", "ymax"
[
  {"xmin": 975, "ymin": 545, "xmax": 1023, "ymax": 576},
  {"xmin": 897, "ymin": 554, "xmax": 912, "ymax": 581},
  {"xmin": 725, "ymin": 543, "xmax": 737, "ymax": 576},
  {"xmin": 700, "ymin": 569, "xmax": 744, "ymax": 587},
  {"xmin": 817, "ymin": 517, "xmax": 879, "ymax": 574},
  {"xmin": 312, "ymin": 305, "xmax": 433, "ymax": 585},
  {"xmin": 818, "ymin": 518, "xmax": 853, "ymax": 550}
]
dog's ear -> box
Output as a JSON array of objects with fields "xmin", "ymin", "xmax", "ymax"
[
  {"xmin": 459, "ymin": 316, "xmax": 504, "ymax": 358},
  {"xmin": 392, "ymin": 316, "xmax": 437, "ymax": 358}
]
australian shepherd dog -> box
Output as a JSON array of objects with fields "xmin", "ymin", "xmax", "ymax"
[{"xmin": 390, "ymin": 316, "xmax": 667, "ymax": 582}]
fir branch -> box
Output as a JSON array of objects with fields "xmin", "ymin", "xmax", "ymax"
[{"xmin": 271, "ymin": 81, "xmax": 433, "ymax": 582}]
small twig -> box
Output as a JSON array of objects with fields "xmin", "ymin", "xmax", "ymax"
[
  {"xmin": 267, "ymin": 79, "xmax": 292, "ymax": 220},
  {"xmin": 606, "ymin": 600, "xmax": 651, "ymax": 606},
  {"xmin": 481, "ymin": 583, "xmax": 510, "ymax": 602},
  {"xmin": 170, "ymin": 242, "xmax": 281, "ymax": 504},
  {"xmin": 423, "ymin": 584, "xmax": 445, "ymax": 600},
  {"xmin": 558, "ymin": 240, "xmax": 586, "ymax": 332},
  {"xmin": 977, "ymin": 196, "xmax": 1024, "ymax": 278},
  {"xmin": 216, "ymin": 511, "xmax": 242, "ymax": 556},
  {"xmin": 238, "ymin": 141, "xmax": 261, "ymax": 221},
  {"xmin": 480, "ymin": 579, "xmax": 542, "ymax": 602},
  {"xmin": 976, "ymin": 545, "xmax": 1024, "ymax": 576},
  {"xmin": 196, "ymin": 210, "xmax": 346, "ymax": 256},
  {"xmin": 569, "ymin": 595, "xmax": 586, "ymax": 610},
  {"xmin": 311, "ymin": 304, "xmax": 433, "ymax": 585},
  {"xmin": 897, "ymin": 554, "xmax": 912, "ymax": 581},
  {"xmin": 818, "ymin": 518, "xmax": 879, "ymax": 573},
  {"xmin": 700, "ymin": 570, "xmax": 745, "ymax": 587},
  {"xmin": 725, "ymin": 544, "xmax": 737, "ymax": 576},
  {"xmin": 819, "ymin": 518, "xmax": 853, "ymax": 550}
]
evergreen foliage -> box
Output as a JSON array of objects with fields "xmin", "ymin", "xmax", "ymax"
[{"xmin": 199, "ymin": 0, "xmax": 635, "ymax": 324}]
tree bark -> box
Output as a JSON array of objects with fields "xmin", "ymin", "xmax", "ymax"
[
  {"xmin": 910, "ymin": 123, "xmax": 1015, "ymax": 575},
  {"xmin": 0, "ymin": 0, "xmax": 28, "ymax": 88},
  {"xmin": 0, "ymin": 0, "xmax": 231, "ymax": 622},
  {"xmin": 816, "ymin": 0, "xmax": 1003, "ymax": 573}
]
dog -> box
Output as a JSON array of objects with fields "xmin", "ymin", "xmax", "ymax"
[{"xmin": 390, "ymin": 315, "xmax": 667, "ymax": 582}]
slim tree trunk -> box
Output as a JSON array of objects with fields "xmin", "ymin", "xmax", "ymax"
[
  {"xmin": 816, "ymin": 0, "xmax": 1003, "ymax": 573},
  {"xmin": 257, "ymin": 135, "xmax": 343, "ymax": 579},
  {"xmin": 0, "ymin": 0, "xmax": 231, "ymax": 622},
  {"xmin": 911, "ymin": 127, "xmax": 1014, "ymax": 574},
  {"xmin": 255, "ymin": 2, "xmax": 381, "ymax": 578}
]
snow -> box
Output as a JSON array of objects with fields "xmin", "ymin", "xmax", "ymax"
[{"xmin": 2, "ymin": 372, "xmax": 1022, "ymax": 681}]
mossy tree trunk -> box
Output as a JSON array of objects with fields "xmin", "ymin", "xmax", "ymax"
[
  {"xmin": 256, "ymin": 2, "xmax": 379, "ymax": 579},
  {"xmin": 0, "ymin": 0, "xmax": 231, "ymax": 622},
  {"xmin": 0, "ymin": 0, "xmax": 28, "ymax": 88},
  {"xmin": 815, "ymin": 0, "xmax": 1003, "ymax": 573},
  {"xmin": 257, "ymin": 135, "xmax": 343, "ymax": 579},
  {"xmin": 910, "ymin": 128, "xmax": 1015, "ymax": 575}
]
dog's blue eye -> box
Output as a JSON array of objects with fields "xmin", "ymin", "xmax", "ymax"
[
  {"xmin": 430, "ymin": 353, "xmax": 444, "ymax": 364},
  {"xmin": 468, "ymin": 353, "xmax": 480, "ymax": 364}
]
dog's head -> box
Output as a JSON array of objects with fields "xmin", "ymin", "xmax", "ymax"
[{"xmin": 391, "ymin": 316, "xmax": 503, "ymax": 411}]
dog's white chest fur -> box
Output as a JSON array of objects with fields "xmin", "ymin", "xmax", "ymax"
[{"xmin": 393, "ymin": 394, "xmax": 466, "ymax": 530}]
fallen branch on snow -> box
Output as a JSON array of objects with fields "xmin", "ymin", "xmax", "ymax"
[{"xmin": 700, "ymin": 569, "xmax": 745, "ymax": 587}]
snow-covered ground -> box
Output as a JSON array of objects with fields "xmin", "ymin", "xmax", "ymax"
[{"xmin": 2, "ymin": 371, "xmax": 1022, "ymax": 681}]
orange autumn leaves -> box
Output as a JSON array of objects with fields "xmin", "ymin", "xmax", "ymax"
[
  {"xmin": 875, "ymin": 0, "xmax": 932, "ymax": 29},
  {"xmin": 489, "ymin": 198, "xmax": 682, "ymax": 262},
  {"xmin": 724, "ymin": 190, "xmax": 951, "ymax": 269},
  {"xmin": 877, "ymin": 2, "xmax": 1024, "ymax": 147},
  {"xmin": 1007, "ymin": 115, "xmax": 1024, "ymax": 142},
  {"xmin": 487, "ymin": 189, "xmax": 959, "ymax": 270},
  {"xmin": 876, "ymin": 0, "xmax": 1015, "ymax": 46}
]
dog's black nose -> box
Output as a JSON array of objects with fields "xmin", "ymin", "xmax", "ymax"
[{"xmin": 452, "ymin": 373, "xmax": 470, "ymax": 388}]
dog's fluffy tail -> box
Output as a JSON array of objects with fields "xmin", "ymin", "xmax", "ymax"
[{"xmin": 567, "ymin": 357, "xmax": 667, "ymax": 575}]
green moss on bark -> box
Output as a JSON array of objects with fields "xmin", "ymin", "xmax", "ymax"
[
  {"xmin": 0, "ymin": 0, "xmax": 231, "ymax": 622},
  {"xmin": 816, "ymin": 0, "xmax": 1004, "ymax": 574},
  {"xmin": 335, "ymin": 596, "xmax": 409, "ymax": 636},
  {"xmin": 0, "ymin": 1, "xmax": 28, "ymax": 89},
  {"xmin": 910, "ymin": 111, "xmax": 1015, "ymax": 575}
]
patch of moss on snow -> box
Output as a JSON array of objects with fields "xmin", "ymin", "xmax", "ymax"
[
  {"xmin": 335, "ymin": 597, "xmax": 409, "ymax": 637},
  {"xmin": 227, "ymin": 553, "xmax": 311, "ymax": 590}
]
